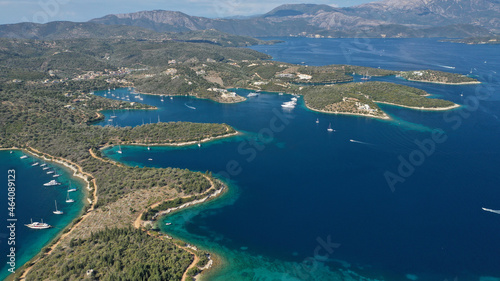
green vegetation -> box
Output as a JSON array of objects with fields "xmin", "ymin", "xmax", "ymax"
[
  {"xmin": 0, "ymin": 81, "xmax": 233, "ymax": 207},
  {"xmin": 400, "ymin": 70, "xmax": 479, "ymax": 84},
  {"xmin": 0, "ymin": 22, "xmax": 282, "ymax": 47},
  {"xmin": 142, "ymin": 180, "xmax": 224, "ymax": 221},
  {"xmin": 196, "ymin": 252, "xmax": 210, "ymax": 268},
  {"xmin": 1, "ymin": 65, "xmax": 233, "ymax": 281},
  {"xmin": 168, "ymin": 29, "xmax": 283, "ymax": 47},
  {"xmin": 0, "ymin": 37, "xmax": 270, "ymax": 81},
  {"xmin": 342, "ymin": 65, "xmax": 397, "ymax": 77},
  {"xmin": 301, "ymin": 81, "xmax": 457, "ymax": 117},
  {"xmin": 26, "ymin": 227, "xmax": 193, "ymax": 281},
  {"xmin": 0, "ymin": 34, "xmax": 464, "ymax": 280},
  {"xmin": 142, "ymin": 195, "xmax": 205, "ymax": 221},
  {"xmin": 301, "ymin": 84, "xmax": 385, "ymax": 118},
  {"xmin": 186, "ymin": 267, "xmax": 201, "ymax": 279}
]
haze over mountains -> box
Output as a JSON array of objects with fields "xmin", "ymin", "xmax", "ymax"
[{"xmin": 0, "ymin": 0, "xmax": 498, "ymax": 40}]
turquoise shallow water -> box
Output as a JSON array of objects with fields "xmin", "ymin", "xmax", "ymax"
[
  {"xmin": 0, "ymin": 150, "xmax": 86, "ymax": 280},
  {"xmin": 98, "ymin": 38, "xmax": 500, "ymax": 281}
]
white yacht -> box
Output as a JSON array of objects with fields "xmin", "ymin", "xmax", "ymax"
[
  {"xmin": 25, "ymin": 219, "xmax": 51, "ymax": 229},
  {"xmin": 43, "ymin": 180, "xmax": 61, "ymax": 186},
  {"xmin": 281, "ymin": 101, "xmax": 296, "ymax": 109}
]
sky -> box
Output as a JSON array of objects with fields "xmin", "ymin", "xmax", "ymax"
[{"xmin": 0, "ymin": 0, "xmax": 376, "ymax": 25}]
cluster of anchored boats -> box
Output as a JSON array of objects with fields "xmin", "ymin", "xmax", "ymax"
[
  {"xmin": 20, "ymin": 154, "xmax": 78, "ymax": 229},
  {"xmin": 281, "ymin": 95, "xmax": 299, "ymax": 109}
]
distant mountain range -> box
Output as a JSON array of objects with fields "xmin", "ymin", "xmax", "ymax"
[
  {"xmin": 89, "ymin": 0, "xmax": 499, "ymax": 37},
  {"xmin": 0, "ymin": 0, "xmax": 498, "ymax": 40},
  {"xmin": 0, "ymin": 22, "xmax": 278, "ymax": 47}
]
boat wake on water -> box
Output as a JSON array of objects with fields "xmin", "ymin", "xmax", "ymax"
[
  {"xmin": 349, "ymin": 139, "xmax": 374, "ymax": 145},
  {"xmin": 184, "ymin": 103, "xmax": 196, "ymax": 110},
  {"xmin": 482, "ymin": 207, "xmax": 500, "ymax": 215},
  {"xmin": 437, "ymin": 64, "xmax": 456, "ymax": 70}
]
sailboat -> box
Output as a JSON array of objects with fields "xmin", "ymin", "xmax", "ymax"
[
  {"xmin": 316, "ymin": 118, "xmax": 319, "ymax": 124},
  {"xmin": 117, "ymin": 145, "xmax": 122, "ymax": 154},
  {"xmin": 66, "ymin": 190, "xmax": 74, "ymax": 203},
  {"xmin": 327, "ymin": 123, "xmax": 334, "ymax": 132},
  {"xmin": 361, "ymin": 72, "xmax": 371, "ymax": 81},
  {"xmin": 53, "ymin": 200, "xmax": 63, "ymax": 215},
  {"xmin": 68, "ymin": 183, "xmax": 77, "ymax": 192}
]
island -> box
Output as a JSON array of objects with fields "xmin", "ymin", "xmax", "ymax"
[
  {"xmin": 0, "ymin": 33, "xmax": 472, "ymax": 281},
  {"xmin": 443, "ymin": 36, "xmax": 500, "ymax": 45},
  {"xmin": 300, "ymin": 81, "xmax": 459, "ymax": 119},
  {"xmin": 398, "ymin": 69, "xmax": 481, "ymax": 85}
]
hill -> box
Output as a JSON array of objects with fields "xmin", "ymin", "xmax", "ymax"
[
  {"xmin": 88, "ymin": 0, "xmax": 498, "ymax": 37},
  {"xmin": 0, "ymin": 21, "xmax": 277, "ymax": 47},
  {"xmin": 0, "ymin": 21, "xmax": 164, "ymax": 40}
]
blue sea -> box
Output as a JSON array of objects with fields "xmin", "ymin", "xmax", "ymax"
[
  {"xmin": 0, "ymin": 151, "xmax": 85, "ymax": 280},
  {"xmin": 97, "ymin": 38, "xmax": 500, "ymax": 281},
  {"xmin": 4, "ymin": 38, "xmax": 500, "ymax": 281}
]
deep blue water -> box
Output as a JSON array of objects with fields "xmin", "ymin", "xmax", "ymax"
[
  {"xmin": 0, "ymin": 151, "xmax": 85, "ymax": 280},
  {"xmin": 84, "ymin": 38, "xmax": 500, "ymax": 280}
]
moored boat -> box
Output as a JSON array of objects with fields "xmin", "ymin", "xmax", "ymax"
[
  {"xmin": 25, "ymin": 219, "xmax": 51, "ymax": 229},
  {"xmin": 66, "ymin": 190, "xmax": 74, "ymax": 203},
  {"xmin": 43, "ymin": 179, "xmax": 61, "ymax": 186},
  {"xmin": 53, "ymin": 200, "xmax": 63, "ymax": 215}
]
